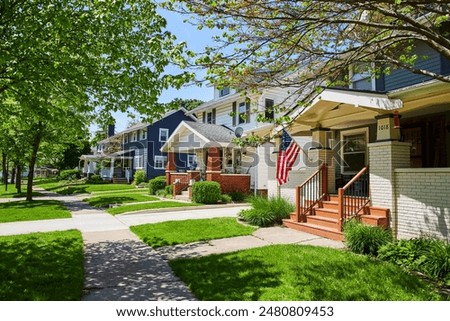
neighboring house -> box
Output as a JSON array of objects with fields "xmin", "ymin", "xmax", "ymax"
[
  {"xmin": 161, "ymin": 85, "xmax": 297, "ymax": 196},
  {"xmin": 80, "ymin": 109, "xmax": 196, "ymax": 182},
  {"xmin": 275, "ymin": 41, "xmax": 450, "ymax": 241}
]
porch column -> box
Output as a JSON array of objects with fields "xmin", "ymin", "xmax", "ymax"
[
  {"xmin": 165, "ymin": 152, "xmax": 177, "ymax": 185},
  {"xmin": 206, "ymin": 147, "xmax": 222, "ymax": 183},
  {"xmin": 110, "ymin": 158, "xmax": 115, "ymax": 179},
  {"xmin": 369, "ymin": 114, "xmax": 410, "ymax": 236},
  {"xmin": 307, "ymin": 127, "xmax": 335, "ymax": 193}
]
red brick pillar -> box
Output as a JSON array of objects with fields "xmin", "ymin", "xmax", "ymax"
[
  {"xmin": 165, "ymin": 152, "xmax": 177, "ymax": 185},
  {"xmin": 206, "ymin": 147, "xmax": 222, "ymax": 183}
]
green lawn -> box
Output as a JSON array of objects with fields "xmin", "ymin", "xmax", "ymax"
[
  {"xmin": 83, "ymin": 192, "xmax": 159, "ymax": 207},
  {"xmin": 170, "ymin": 244, "xmax": 445, "ymax": 301},
  {"xmin": 36, "ymin": 179, "xmax": 135, "ymax": 195},
  {"xmin": 0, "ymin": 185, "xmax": 42, "ymax": 198},
  {"xmin": 107, "ymin": 201, "xmax": 203, "ymax": 215},
  {"xmin": 0, "ymin": 230, "xmax": 84, "ymax": 300},
  {"xmin": 131, "ymin": 217, "xmax": 256, "ymax": 248},
  {"xmin": 0, "ymin": 200, "xmax": 71, "ymax": 223}
]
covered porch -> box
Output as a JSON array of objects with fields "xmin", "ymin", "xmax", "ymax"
[
  {"xmin": 161, "ymin": 121, "xmax": 251, "ymax": 198},
  {"xmin": 79, "ymin": 151, "xmax": 133, "ymax": 183},
  {"xmin": 280, "ymin": 82, "xmax": 450, "ymax": 240}
]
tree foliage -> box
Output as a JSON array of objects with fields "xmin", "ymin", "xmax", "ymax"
[
  {"xmin": 1, "ymin": 1, "xmax": 194, "ymax": 200},
  {"xmin": 165, "ymin": 0, "xmax": 450, "ymax": 99}
]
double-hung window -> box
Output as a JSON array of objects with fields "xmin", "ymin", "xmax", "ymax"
[
  {"xmin": 159, "ymin": 128, "xmax": 169, "ymax": 142},
  {"xmin": 154, "ymin": 155, "xmax": 167, "ymax": 169},
  {"xmin": 340, "ymin": 129, "xmax": 368, "ymax": 174}
]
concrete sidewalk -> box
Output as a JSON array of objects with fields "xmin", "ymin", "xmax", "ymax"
[{"xmin": 0, "ymin": 188, "xmax": 344, "ymax": 301}]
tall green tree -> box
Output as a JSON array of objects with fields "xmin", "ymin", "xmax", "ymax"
[
  {"xmin": 1, "ymin": 1, "xmax": 194, "ymax": 200},
  {"xmin": 166, "ymin": 1, "xmax": 450, "ymax": 98}
]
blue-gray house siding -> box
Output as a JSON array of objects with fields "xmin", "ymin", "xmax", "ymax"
[
  {"xmin": 378, "ymin": 41, "xmax": 450, "ymax": 91},
  {"xmin": 147, "ymin": 110, "xmax": 195, "ymax": 179}
]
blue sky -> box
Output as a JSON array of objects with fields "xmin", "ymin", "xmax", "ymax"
[{"xmin": 110, "ymin": 8, "xmax": 217, "ymax": 133}]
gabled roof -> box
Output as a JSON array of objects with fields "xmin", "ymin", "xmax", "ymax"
[
  {"xmin": 98, "ymin": 107, "xmax": 196, "ymax": 144},
  {"xmin": 185, "ymin": 121, "xmax": 235, "ymax": 143},
  {"xmin": 161, "ymin": 121, "xmax": 236, "ymax": 152}
]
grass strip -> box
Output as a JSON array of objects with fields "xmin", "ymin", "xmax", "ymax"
[
  {"xmin": 0, "ymin": 200, "xmax": 71, "ymax": 223},
  {"xmin": 0, "ymin": 185, "xmax": 42, "ymax": 198},
  {"xmin": 107, "ymin": 201, "xmax": 202, "ymax": 215},
  {"xmin": 36, "ymin": 179, "xmax": 135, "ymax": 195},
  {"xmin": 83, "ymin": 192, "xmax": 159, "ymax": 207},
  {"xmin": 170, "ymin": 244, "xmax": 445, "ymax": 301},
  {"xmin": 0, "ymin": 230, "xmax": 84, "ymax": 300},
  {"xmin": 131, "ymin": 217, "xmax": 256, "ymax": 248}
]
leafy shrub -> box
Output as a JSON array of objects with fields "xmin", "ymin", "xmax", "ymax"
[
  {"xmin": 239, "ymin": 196, "xmax": 294, "ymax": 227},
  {"xmin": 59, "ymin": 169, "xmax": 81, "ymax": 180},
  {"xmin": 220, "ymin": 194, "xmax": 232, "ymax": 203},
  {"xmin": 156, "ymin": 189, "xmax": 167, "ymax": 197},
  {"xmin": 228, "ymin": 191, "xmax": 247, "ymax": 202},
  {"xmin": 192, "ymin": 181, "xmax": 221, "ymax": 204},
  {"xmin": 379, "ymin": 237, "xmax": 450, "ymax": 283},
  {"xmin": 165, "ymin": 185, "xmax": 174, "ymax": 196},
  {"xmin": 133, "ymin": 170, "xmax": 147, "ymax": 185},
  {"xmin": 343, "ymin": 220, "xmax": 393, "ymax": 256},
  {"xmin": 149, "ymin": 176, "xmax": 166, "ymax": 195},
  {"xmin": 86, "ymin": 174, "xmax": 107, "ymax": 184}
]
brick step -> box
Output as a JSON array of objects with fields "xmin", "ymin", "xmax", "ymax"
[
  {"xmin": 282, "ymin": 219, "xmax": 343, "ymax": 241},
  {"xmin": 181, "ymin": 190, "xmax": 189, "ymax": 196},
  {"xmin": 306, "ymin": 215, "xmax": 339, "ymax": 229},
  {"xmin": 112, "ymin": 178, "xmax": 129, "ymax": 184}
]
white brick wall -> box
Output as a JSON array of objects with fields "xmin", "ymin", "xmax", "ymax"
[{"xmin": 395, "ymin": 168, "xmax": 450, "ymax": 240}]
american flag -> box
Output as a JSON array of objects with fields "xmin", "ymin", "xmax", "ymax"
[{"xmin": 276, "ymin": 129, "xmax": 300, "ymax": 185}]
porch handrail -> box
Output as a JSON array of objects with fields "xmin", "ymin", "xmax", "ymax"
[
  {"xmin": 295, "ymin": 164, "xmax": 328, "ymax": 222},
  {"xmin": 338, "ymin": 165, "xmax": 370, "ymax": 230}
]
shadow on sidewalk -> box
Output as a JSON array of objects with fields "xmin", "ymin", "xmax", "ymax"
[{"xmin": 82, "ymin": 239, "xmax": 196, "ymax": 301}]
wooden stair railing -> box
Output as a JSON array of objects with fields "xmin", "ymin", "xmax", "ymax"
[
  {"xmin": 294, "ymin": 164, "xmax": 328, "ymax": 222},
  {"xmin": 338, "ymin": 165, "xmax": 370, "ymax": 230}
]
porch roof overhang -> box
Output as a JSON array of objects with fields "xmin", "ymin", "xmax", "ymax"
[
  {"xmin": 387, "ymin": 78, "xmax": 450, "ymax": 117},
  {"xmin": 161, "ymin": 121, "xmax": 237, "ymax": 153},
  {"xmin": 79, "ymin": 151, "xmax": 133, "ymax": 162},
  {"xmin": 284, "ymin": 88, "xmax": 403, "ymax": 134}
]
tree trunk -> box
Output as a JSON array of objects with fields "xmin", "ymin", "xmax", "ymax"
[
  {"xmin": 15, "ymin": 164, "xmax": 21, "ymax": 194},
  {"xmin": 27, "ymin": 124, "xmax": 43, "ymax": 201},
  {"xmin": 2, "ymin": 152, "xmax": 8, "ymax": 191},
  {"xmin": 11, "ymin": 166, "xmax": 16, "ymax": 185}
]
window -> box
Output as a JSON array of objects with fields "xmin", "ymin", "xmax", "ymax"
[
  {"xmin": 265, "ymin": 99, "xmax": 274, "ymax": 120},
  {"xmin": 131, "ymin": 131, "xmax": 137, "ymax": 142},
  {"xmin": 134, "ymin": 155, "xmax": 144, "ymax": 169},
  {"xmin": 154, "ymin": 155, "xmax": 167, "ymax": 169},
  {"xmin": 124, "ymin": 134, "xmax": 128, "ymax": 144},
  {"xmin": 204, "ymin": 108, "xmax": 216, "ymax": 124},
  {"xmin": 187, "ymin": 154, "xmax": 197, "ymax": 169},
  {"xmin": 341, "ymin": 129, "xmax": 368, "ymax": 174},
  {"xmin": 159, "ymin": 128, "xmax": 169, "ymax": 142},
  {"xmin": 219, "ymin": 87, "xmax": 230, "ymax": 97},
  {"xmin": 238, "ymin": 101, "xmax": 250, "ymax": 124},
  {"xmin": 141, "ymin": 129, "xmax": 147, "ymax": 140}
]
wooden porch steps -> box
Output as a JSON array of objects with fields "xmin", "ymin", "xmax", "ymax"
[{"xmin": 283, "ymin": 195, "xmax": 390, "ymax": 241}]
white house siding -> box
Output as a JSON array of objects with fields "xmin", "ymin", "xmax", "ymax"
[{"xmin": 394, "ymin": 168, "xmax": 450, "ymax": 240}]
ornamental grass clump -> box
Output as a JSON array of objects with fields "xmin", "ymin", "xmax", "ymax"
[
  {"xmin": 343, "ymin": 220, "xmax": 393, "ymax": 256},
  {"xmin": 239, "ymin": 196, "xmax": 294, "ymax": 227},
  {"xmin": 379, "ymin": 236, "xmax": 450, "ymax": 284}
]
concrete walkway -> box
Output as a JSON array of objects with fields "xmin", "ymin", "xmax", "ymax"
[{"xmin": 0, "ymin": 188, "xmax": 344, "ymax": 301}]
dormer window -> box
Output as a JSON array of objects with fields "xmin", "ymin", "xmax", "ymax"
[{"xmin": 219, "ymin": 87, "xmax": 230, "ymax": 97}]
